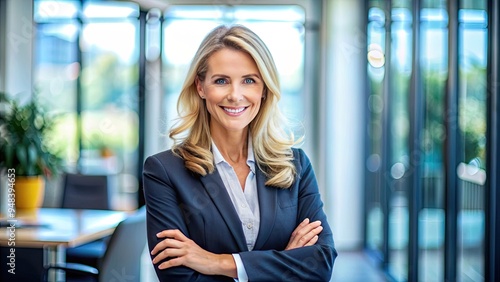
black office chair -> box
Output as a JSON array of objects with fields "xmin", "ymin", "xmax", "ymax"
[
  {"xmin": 61, "ymin": 173, "xmax": 111, "ymax": 269},
  {"xmin": 61, "ymin": 173, "xmax": 110, "ymax": 210},
  {"xmin": 43, "ymin": 206, "xmax": 147, "ymax": 282}
]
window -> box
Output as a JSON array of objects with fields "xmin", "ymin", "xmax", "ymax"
[
  {"xmin": 457, "ymin": 1, "xmax": 487, "ymax": 280},
  {"xmin": 366, "ymin": 0, "xmax": 386, "ymax": 259},
  {"xmin": 419, "ymin": 2, "xmax": 448, "ymax": 281},
  {"xmin": 33, "ymin": 0, "xmax": 140, "ymax": 210},
  {"xmin": 389, "ymin": 2, "xmax": 413, "ymax": 280},
  {"xmin": 364, "ymin": 0, "xmax": 492, "ymax": 281}
]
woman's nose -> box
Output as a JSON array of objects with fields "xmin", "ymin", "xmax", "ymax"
[{"xmin": 227, "ymin": 85, "xmax": 244, "ymax": 102}]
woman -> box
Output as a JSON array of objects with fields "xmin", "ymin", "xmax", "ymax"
[{"xmin": 143, "ymin": 24, "xmax": 337, "ymax": 281}]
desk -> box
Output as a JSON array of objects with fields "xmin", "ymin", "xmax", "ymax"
[{"xmin": 0, "ymin": 208, "xmax": 127, "ymax": 281}]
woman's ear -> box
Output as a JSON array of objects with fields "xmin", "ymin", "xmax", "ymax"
[{"xmin": 195, "ymin": 76, "xmax": 205, "ymax": 99}]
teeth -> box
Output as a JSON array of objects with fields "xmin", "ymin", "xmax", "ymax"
[{"xmin": 224, "ymin": 107, "xmax": 245, "ymax": 113}]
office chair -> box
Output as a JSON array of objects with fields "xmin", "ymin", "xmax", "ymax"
[
  {"xmin": 62, "ymin": 173, "xmax": 111, "ymax": 269},
  {"xmin": 43, "ymin": 206, "xmax": 147, "ymax": 282},
  {"xmin": 62, "ymin": 173, "xmax": 110, "ymax": 210}
]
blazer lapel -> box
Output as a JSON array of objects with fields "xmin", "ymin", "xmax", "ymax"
[
  {"xmin": 253, "ymin": 168, "xmax": 277, "ymax": 250},
  {"xmin": 200, "ymin": 170, "xmax": 248, "ymax": 252}
]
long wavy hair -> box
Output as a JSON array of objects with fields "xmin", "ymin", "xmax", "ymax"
[{"xmin": 170, "ymin": 24, "xmax": 299, "ymax": 188}]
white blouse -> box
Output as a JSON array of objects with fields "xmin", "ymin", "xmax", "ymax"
[{"xmin": 211, "ymin": 138, "xmax": 259, "ymax": 282}]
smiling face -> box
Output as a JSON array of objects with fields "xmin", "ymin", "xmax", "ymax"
[{"xmin": 196, "ymin": 48, "xmax": 264, "ymax": 138}]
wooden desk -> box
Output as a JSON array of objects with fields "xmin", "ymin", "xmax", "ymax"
[{"xmin": 0, "ymin": 208, "xmax": 127, "ymax": 281}]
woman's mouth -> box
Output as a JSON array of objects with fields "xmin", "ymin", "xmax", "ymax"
[{"xmin": 222, "ymin": 106, "xmax": 248, "ymax": 116}]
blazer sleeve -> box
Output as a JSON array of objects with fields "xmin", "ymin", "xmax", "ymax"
[
  {"xmin": 143, "ymin": 154, "xmax": 233, "ymax": 282},
  {"xmin": 238, "ymin": 149, "xmax": 338, "ymax": 281}
]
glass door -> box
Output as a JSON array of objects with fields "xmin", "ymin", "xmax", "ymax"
[
  {"xmin": 457, "ymin": 1, "xmax": 487, "ymax": 281},
  {"xmin": 366, "ymin": 0, "xmax": 386, "ymax": 261},
  {"xmin": 388, "ymin": 1, "xmax": 413, "ymax": 281},
  {"xmin": 419, "ymin": 1, "xmax": 448, "ymax": 281}
]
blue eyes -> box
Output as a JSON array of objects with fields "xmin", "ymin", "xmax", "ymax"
[{"xmin": 214, "ymin": 78, "xmax": 256, "ymax": 84}]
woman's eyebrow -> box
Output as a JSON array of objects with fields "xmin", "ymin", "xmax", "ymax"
[
  {"xmin": 210, "ymin": 74, "xmax": 230, "ymax": 79},
  {"xmin": 210, "ymin": 73, "xmax": 261, "ymax": 79},
  {"xmin": 242, "ymin": 73, "xmax": 261, "ymax": 78}
]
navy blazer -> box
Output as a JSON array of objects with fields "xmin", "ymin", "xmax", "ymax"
[{"xmin": 143, "ymin": 148, "xmax": 337, "ymax": 281}]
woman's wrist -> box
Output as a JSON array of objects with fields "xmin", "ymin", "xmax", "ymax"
[{"xmin": 215, "ymin": 254, "xmax": 237, "ymax": 278}]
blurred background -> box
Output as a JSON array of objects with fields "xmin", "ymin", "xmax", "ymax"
[{"xmin": 0, "ymin": 0, "xmax": 499, "ymax": 281}]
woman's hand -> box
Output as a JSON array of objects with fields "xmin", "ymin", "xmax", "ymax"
[
  {"xmin": 151, "ymin": 229, "xmax": 237, "ymax": 278},
  {"xmin": 285, "ymin": 218, "xmax": 323, "ymax": 250}
]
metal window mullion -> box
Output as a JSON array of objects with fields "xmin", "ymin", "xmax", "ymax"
[
  {"xmin": 485, "ymin": 0, "xmax": 500, "ymax": 281},
  {"xmin": 444, "ymin": 0, "xmax": 460, "ymax": 281},
  {"xmin": 408, "ymin": 1, "xmax": 422, "ymax": 281},
  {"xmin": 363, "ymin": 0, "xmax": 371, "ymax": 254},
  {"xmin": 381, "ymin": 0, "xmax": 392, "ymax": 274},
  {"xmin": 137, "ymin": 10, "xmax": 147, "ymax": 207}
]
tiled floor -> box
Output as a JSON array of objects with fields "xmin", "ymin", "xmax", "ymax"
[{"xmin": 331, "ymin": 250, "xmax": 387, "ymax": 282}]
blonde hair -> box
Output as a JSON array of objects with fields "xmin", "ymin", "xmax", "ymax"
[{"xmin": 170, "ymin": 24, "xmax": 299, "ymax": 188}]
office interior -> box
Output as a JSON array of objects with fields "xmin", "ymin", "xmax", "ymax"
[{"xmin": 0, "ymin": 0, "xmax": 499, "ymax": 281}]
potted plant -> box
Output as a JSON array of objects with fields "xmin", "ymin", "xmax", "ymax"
[{"xmin": 0, "ymin": 92, "xmax": 62, "ymax": 211}]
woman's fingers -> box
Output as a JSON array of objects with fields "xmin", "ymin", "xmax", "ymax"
[
  {"xmin": 152, "ymin": 244, "xmax": 185, "ymax": 264},
  {"xmin": 156, "ymin": 229, "xmax": 188, "ymax": 240},
  {"xmin": 286, "ymin": 220, "xmax": 323, "ymax": 250},
  {"xmin": 294, "ymin": 220, "xmax": 321, "ymax": 241},
  {"xmin": 305, "ymin": 235, "xmax": 319, "ymax": 247},
  {"xmin": 158, "ymin": 257, "xmax": 183, "ymax": 269},
  {"xmin": 302, "ymin": 226, "xmax": 322, "ymax": 244},
  {"xmin": 151, "ymin": 229, "xmax": 187, "ymax": 255},
  {"xmin": 291, "ymin": 218, "xmax": 310, "ymax": 238},
  {"xmin": 296, "ymin": 225, "xmax": 322, "ymax": 245},
  {"xmin": 151, "ymin": 237, "xmax": 180, "ymax": 256},
  {"xmin": 150, "ymin": 229, "xmax": 231, "ymax": 275}
]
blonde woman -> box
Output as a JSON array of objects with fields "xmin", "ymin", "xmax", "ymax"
[{"xmin": 143, "ymin": 24, "xmax": 337, "ymax": 281}]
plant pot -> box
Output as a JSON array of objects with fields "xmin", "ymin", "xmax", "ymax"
[{"xmin": 15, "ymin": 176, "xmax": 45, "ymax": 211}]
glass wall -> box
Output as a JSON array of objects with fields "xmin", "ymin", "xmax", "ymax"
[
  {"xmin": 457, "ymin": 1, "xmax": 487, "ymax": 281},
  {"xmin": 33, "ymin": 0, "xmax": 140, "ymax": 210},
  {"xmin": 419, "ymin": 1, "xmax": 448, "ymax": 281},
  {"xmin": 388, "ymin": 1, "xmax": 413, "ymax": 280},
  {"xmin": 365, "ymin": 0, "xmax": 492, "ymax": 281},
  {"xmin": 33, "ymin": 1, "xmax": 80, "ymax": 167},
  {"xmin": 366, "ymin": 0, "xmax": 386, "ymax": 260}
]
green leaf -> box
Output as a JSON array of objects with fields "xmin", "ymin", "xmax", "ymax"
[
  {"xmin": 0, "ymin": 92, "xmax": 63, "ymax": 176},
  {"xmin": 28, "ymin": 143, "xmax": 38, "ymax": 175},
  {"xmin": 16, "ymin": 145, "xmax": 27, "ymax": 175}
]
